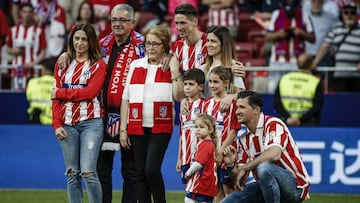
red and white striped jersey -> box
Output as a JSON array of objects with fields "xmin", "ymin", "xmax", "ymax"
[
  {"xmin": 179, "ymin": 99, "xmax": 203, "ymax": 166},
  {"xmin": 0, "ymin": 9, "xmax": 9, "ymax": 63},
  {"xmin": 201, "ymin": 97, "xmax": 240, "ymax": 148},
  {"xmin": 52, "ymin": 59, "xmax": 107, "ymax": 130},
  {"xmin": 207, "ymin": 5, "xmax": 240, "ymax": 28},
  {"xmin": 6, "ymin": 23, "xmax": 46, "ymax": 66},
  {"xmin": 236, "ymin": 113, "xmax": 311, "ymax": 199},
  {"xmin": 185, "ymin": 139, "xmax": 217, "ymax": 197},
  {"xmin": 172, "ymin": 33, "xmax": 207, "ymax": 72}
]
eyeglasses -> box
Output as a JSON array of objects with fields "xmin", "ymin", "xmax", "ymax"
[
  {"xmin": 342, "ymin": 10, "xmax": 356, "ymax": 16},
  {"xmin": 144, "ymin": 42, "xmax": 163, "ymax": 48},
  {"xmin": 110, "ymin": 18, "xmax": 132, "ymax": 24}
]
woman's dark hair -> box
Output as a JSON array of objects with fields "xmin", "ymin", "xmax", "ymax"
[
  {"xmin": 76, "ymin": 1, "xmax": 95, "ymax": 24},
  {"xmin": 205, "ymin": 26, "xmax": 236, "ymax": 75},
  {"xmin": 67, "ymin": 23, "xmax": 102, "ymax": 65}
]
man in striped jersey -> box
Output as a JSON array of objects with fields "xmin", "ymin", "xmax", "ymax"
[
  {"xmin": 202, "ymin": 0, "xmax": 240, "ymax": 40},
  {"xmin": 312, "ymin": 1, "xmax": 360, "ymax": 92},
  {"xmin": 172, "ymin": 4, "xmax": 207, "ymax": 73},
  {"xmin": 6, "ymin": 3, "xmax": 46, "ymax": 90},
  {"xmin": 6, "ymin": 3, "xmax": 46, "ymax": 68},
  {"xmin": 221, "ymin": 90, "xmax": 310, "ymax": 203}
]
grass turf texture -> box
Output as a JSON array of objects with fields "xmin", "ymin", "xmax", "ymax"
[{"xmin": 1, "ymin": 190, "xmax": 360, "ymax": 203}]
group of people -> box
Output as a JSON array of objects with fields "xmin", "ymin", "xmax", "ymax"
[
  {"xmin": 47, "ymin": 2, "xmax": 313, "ymax": 203},
  {"xmin": 259, "ymin": 0, "xmax": 360, "ymax": 93},
  {"xmin": 5, "ymin": 0, "xmax": 359, "ymax": 202},
  {"xmin": 173, "ymin": 65, "xmax": 311, "ymax": 203},
  {"xmin": 24, "ymin": 0, "xmax": 360, "ymax": 129}
]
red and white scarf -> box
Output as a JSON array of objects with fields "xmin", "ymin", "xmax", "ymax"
[
  {"xmin": 127, "ymin": 57, "xmax": 173, "ymax": 135},
  {"xmin": 274, "ymin": 8, "xmax": 305, "ymax": 62},
  {"xmin": 100, "ymin": 30, "xmax": 144, "ymax": 137},
  {"xmin": 100, "ymin": 30, "xmax": 145, "ymax": 110}
]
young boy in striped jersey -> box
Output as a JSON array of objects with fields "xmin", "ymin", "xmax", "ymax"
[{"xmin": 176, "ymin": 68, "xmax": 205, "ymax": 184}]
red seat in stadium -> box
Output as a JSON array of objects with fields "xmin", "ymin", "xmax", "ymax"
[
  {"xmin": 247, "ymin": 29, "xmax": 265, "ymax": 47},
  {"xmin": 242, "ymin": 58, "xmax": 267, "ymax": 67},
  {"xmin": 199, "ymin": 13, "xmax": 209, "ymax": 32},
  {"xmin": 136, "ymin": 12, "xmax": 158, "ymax": 32},
  {"xmin": 237, "ymin": 12, "xmax": 263, "ymax": 42},
  {"xmin": 241, "ymin": 58, "xmax": 268, "ymax": 90},
  {"xmin": 234, "ymin": 42, "xmax": 258, "ymax": 60}
]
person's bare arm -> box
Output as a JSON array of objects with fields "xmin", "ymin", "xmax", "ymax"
[
  {"xmin": 120, "ymin": 99, "xmax": 131, "ymax": 149},
  {"xmin": 11, "ymin": 3, "xmax": 20, "ymax": 25},
  {"xmin": 57, "ymin": 52, "xmax": 71, "ymax": 69},
  {"xmin": 292, "ymin": 27, "xmax": 315, "ymax": 43},
  {"xmin": 176, "ymin": 138, "xmax": 182, "ymax": 172},
  {"xmin": 265, "ymin": 29, "xmax": 288, "ymax": 42},
  {"xmin": 6, "ymin": 45, "xmax": 23, "ymax": 56},
  {"xmin": 312, "ymin": 42, "xmax": 331, "ymax": 70},
  {"xmin": 170, "ymin": 56, "xmax": 185, "ymax": 101},
  {"xmin": 25, "ymin": 48, "xmax": 46, "ymax": 68}
]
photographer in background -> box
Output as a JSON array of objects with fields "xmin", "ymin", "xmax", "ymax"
[{"xmin": 264, "ymin": 0, "xmax": 315, "ymax": 93}]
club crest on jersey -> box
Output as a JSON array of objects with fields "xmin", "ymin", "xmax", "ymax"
[
  {"xmin": 132, "ymin": 108, "xmax": 138, "ymax": 119},
  {"xmin": 196, "ymin": 53, "xmax": 206, "ymax": 64},
  {"xmin": 83, "ymin": 69, "xmax": 92, "ymax": 80},
  {"xmin": 159, "ymin": 106, "xmax": 167, "ymax": 118},
  {"xmin": 193, "ymin": 107, "xmax": 200, "ymax": 115}
]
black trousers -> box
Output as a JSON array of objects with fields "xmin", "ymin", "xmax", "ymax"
[
  {"xmin": 97, "ymin": 147, "xmax": 137, "ymax": 203},
  {"xmin": 130, "ymin": 128, "xmax": 171, "ymax": 203}
]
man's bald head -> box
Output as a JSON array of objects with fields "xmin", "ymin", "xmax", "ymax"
[{"xmin": 297, "ymin": 53, "xmax": 313, "ymax": 70}]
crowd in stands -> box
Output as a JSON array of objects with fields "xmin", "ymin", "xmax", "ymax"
[{"xmin": 0, "ymin": 0, "xmax": 359, "ymax": 92}]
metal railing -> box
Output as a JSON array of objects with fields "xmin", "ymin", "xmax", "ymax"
[
  {"xmin": 246, "ymin": 66, "xmax": 357, "ymax": 93},
  {"xmin": 0, "ymin": 64, "xmax": 42, "ymax": 91}
]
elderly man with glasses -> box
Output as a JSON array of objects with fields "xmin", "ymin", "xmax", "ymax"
[{"xmin": 312, "ymin": 1, "xmax": 360, "ymax": 93}]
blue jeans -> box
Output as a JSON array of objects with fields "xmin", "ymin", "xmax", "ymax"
[
  {"xmin": 59, "ymin": 118, "xmax": 103, "ymax": 203},
  {"xmin": 220, "ymin": 162, "xmax": 303, "ymax": 203}
]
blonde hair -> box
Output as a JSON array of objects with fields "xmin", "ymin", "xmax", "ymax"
[
  {"xmin": 143, "ymin": 25, "xmax": 171, "ymax": 54},
  {"xmin": 195, "ymin": 114, "xmax": 218, "ymax": 148}
]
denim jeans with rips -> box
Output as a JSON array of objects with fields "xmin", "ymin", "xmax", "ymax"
[
  {"xmin": 59, "ymin": 118, "xmax": 103, "ymax": 203},
  {"xmin": 220, "ymin": 162, "xmax": 304, "ymax": 203}
]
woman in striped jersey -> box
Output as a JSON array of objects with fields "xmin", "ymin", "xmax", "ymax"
[{"xmin": 51, "ymin": 23, "xmax": 107, "ymax": 203}]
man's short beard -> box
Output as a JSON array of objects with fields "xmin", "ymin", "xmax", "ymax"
[{"xmin": 344, "ymin": 19, "xmax": 356, "ymax": 27}]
